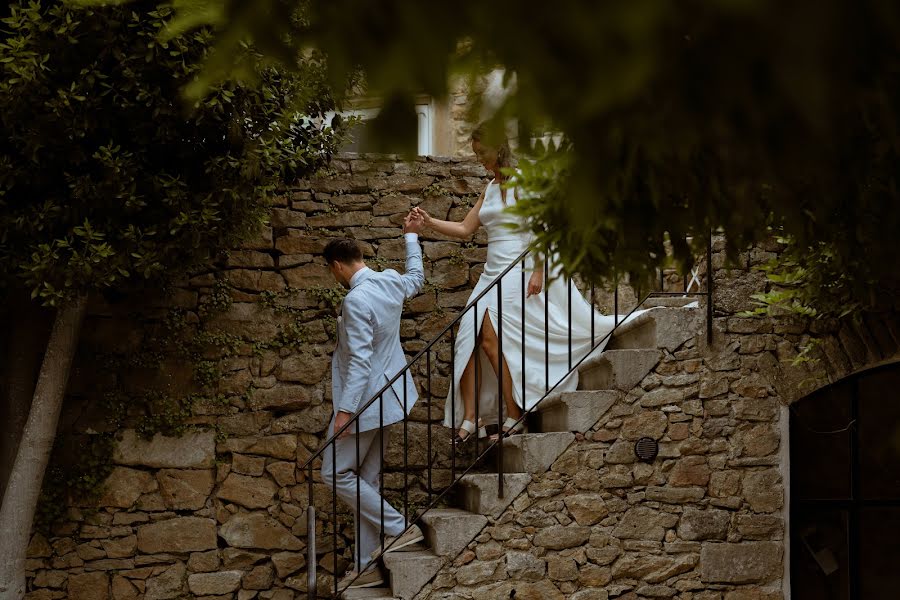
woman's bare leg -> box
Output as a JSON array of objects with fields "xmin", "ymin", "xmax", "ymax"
[
  {"xmin": 479, "ymin": 314, "xmax": 519, "ymax": 424},
  {"xmin": 454, "ymin": 313, "xmax": 519, "ymax": 441},
  {"xmin": 457, "ymin": 352, "xmax": 477, "ymax": 438}
]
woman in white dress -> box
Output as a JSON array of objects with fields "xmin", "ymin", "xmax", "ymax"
[{"xmin": 412, "ymin": 124, "xmax": 630, "ymax": 446}]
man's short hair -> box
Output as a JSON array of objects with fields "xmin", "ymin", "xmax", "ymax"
[{"xmin": 323, "ymin": 238, "xmax": 363, "ymax": 265}]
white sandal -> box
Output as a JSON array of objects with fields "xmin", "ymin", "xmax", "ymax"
[
  {"xmin": 452, "ymin": 419, "xmax": 487, "ymax": 447},
  {"xmin": 490, "ymin": 417, "xmax": 526, "ymax": 441}
]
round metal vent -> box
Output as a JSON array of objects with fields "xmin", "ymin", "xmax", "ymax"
[{"xmin": 634, "ymin": 437, "xmax": 659, "ymax": 463}]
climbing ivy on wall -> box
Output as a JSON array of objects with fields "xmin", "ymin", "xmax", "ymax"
[{"xmin": 36, "ymin": 272, "xmax": 363, "ymax": 528}]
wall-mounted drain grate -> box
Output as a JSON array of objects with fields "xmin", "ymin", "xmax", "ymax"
[{"xmin": 634, "ymin": 436, "xmax": 659, "ymax": 462}]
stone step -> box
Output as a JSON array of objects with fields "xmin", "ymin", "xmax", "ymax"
[
  {"xmin": 578, "ymin": 348, "xmax": 662, "ymax": 391},
  {"xmin": 420, "ymin": 508, "xmax": 488, "ymax": 558},
  {"xmin": 531, "ymin": 389, "xmax": 620, "ymax": 432},
  {"xmin": 499, "ymin": 431, "xmax": 575, "ymax": 473},
  {"xmin": 457, "ymin": 473, "xmax": 531, "ymax": 518},
  {"xmin": 382, "ymin": 549, "xmax": 444, "ymax": 600},
  {"xmin": 607, "ymin": 306, "xmax": 702, "ymax": 352},
  {"xmin": 342, "ymin": 587, "xmax": 398, "ymax": 600},
  {"xmin": 642, "ymin": 296, "xmax": 700, "ymax": 309}
]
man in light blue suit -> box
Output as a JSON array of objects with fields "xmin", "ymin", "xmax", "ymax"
[{"xmin": 321, "ymin": 213, "xmax": 426, "ymax": 591}]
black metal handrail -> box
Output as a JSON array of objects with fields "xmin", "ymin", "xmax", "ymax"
[
  {"xmin": 299, "ymin": 246, "xmax": 532, "ymax": 472},
  {"xmin": 303, "ymin": 234, "xmax": 714, "ymax": 598}
]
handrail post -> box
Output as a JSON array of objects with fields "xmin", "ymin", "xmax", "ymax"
[
  {"xmin": 426, "ymin": 349, "xmax": 432, "ymax": 504},
  {"xmin": 706, "ymin": 230, "xmax": 714, "ymax": 345},
  {"xmin": 307, "ymin": 468, "xmax": 315, "ymax": 600},
  {"xmin": 355, "ymin": 426, "xmax": 362, "ymax": 571},
  {"xmin": 450, "ymin": 328, "xmax": 456, "ymax": 483},
  {"xmin": 403, "ymin": 371, "xmax": 409, "ymax": 523},
  {"xmin": 379, "ymin": 393, "xmax": 385, "ymax": 553},
  {"xmin": 544, "ymin": 266, "xmax": 549, "ymax": 392},
  {"xmin": 521, "ymin": 259, "xmax": 526, "ymax": 418},
  {"xmin": 330, "ymin": 443, "xmax": 337, "ymax": 597},
  {"xmin": 614, "ymin": 276, "xmax": 619, "ymax": 328},
  {"xmin": 567, "ymin": 277, "xmax": 572, "ymax": 370},
  {"xmin": 497, "ymin": 277, "xmax": 504, "ymax": 499},
  {"xmin": 474, "ymin": 301, "xmax": 480, "ymax": 458}
]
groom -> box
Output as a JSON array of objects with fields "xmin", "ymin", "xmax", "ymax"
[{"xmin": 321, "ymin": 213, "xmax": 426, "ymax": 591}]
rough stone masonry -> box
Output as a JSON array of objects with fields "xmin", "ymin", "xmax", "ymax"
[{"xmin": 22, "ymin": 154, "xmax": 900, "ymax": 600}]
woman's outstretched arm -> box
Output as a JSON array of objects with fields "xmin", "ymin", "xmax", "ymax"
[{"xmin": 413, "ymin": 188, "xmax": 485, "ymax": 240}]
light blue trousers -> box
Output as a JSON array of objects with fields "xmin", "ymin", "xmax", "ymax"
[{"xmin": 321, "ymin": 427, "xmax": 406, "ymax": 570}]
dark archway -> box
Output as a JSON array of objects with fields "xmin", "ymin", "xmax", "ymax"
[{"xmin": 790, "ymin": 362, "xmax": 900, "ymax": 599}]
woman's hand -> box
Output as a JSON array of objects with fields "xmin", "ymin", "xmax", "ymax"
[
  {"xmin": 411, "ymin": 206, "xmax": 432, "ymax": 228},
  {"xmin": 527, "ymin": 270, "xmax": 544, "ymax": 297}
]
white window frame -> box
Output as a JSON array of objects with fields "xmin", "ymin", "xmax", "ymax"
[
  {"xmin": 326, "ymin": 99, "xmax": 433, "ymax": 156},
  {"xmin": 414, "ymin": 101, "xmax": 433, "ymax": 156}
]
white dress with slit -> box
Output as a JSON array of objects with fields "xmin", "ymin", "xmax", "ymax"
[{"xmin": 442, "ymin": 180, "xmax": 641, "ymax": 428}]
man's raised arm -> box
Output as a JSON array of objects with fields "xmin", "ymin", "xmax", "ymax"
[{"xmin": 400, "ymin": 212, "xmax": 425, "ymax": 299}]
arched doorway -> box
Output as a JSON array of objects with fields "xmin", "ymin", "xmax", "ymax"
[{"xmin": 790, "ymin": 362, "xmax": 900, "ymax": 599}]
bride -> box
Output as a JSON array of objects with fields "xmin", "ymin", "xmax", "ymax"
[{"xmin": 412, "ymin": 123, "xmax": 631, "ymax": 445}]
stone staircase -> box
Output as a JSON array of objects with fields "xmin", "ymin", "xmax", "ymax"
[{"xmin": 342, "ymin": 298, "xmax": 701, "ymax": 600}]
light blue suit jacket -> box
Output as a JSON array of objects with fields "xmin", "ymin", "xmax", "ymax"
[{"xmin": 330, "ymin": 234, "xmax": 425, "ymax": 434}]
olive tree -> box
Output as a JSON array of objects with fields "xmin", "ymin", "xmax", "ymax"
[{"xmin": 0, "ymin": 1, "xmax": 339, "ymax": 596}]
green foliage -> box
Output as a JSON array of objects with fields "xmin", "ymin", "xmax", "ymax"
[
  {"xmin": 36, "ymin": 280, "xmax": 237, "ymax": 526},
  {"xmin": 307, "ymin": 284, "xmax": 347, "ymax": 313},
  {"xmin": 0, "ymin": 0, "xmax": 341, "ymax": 306},
  {"xmin": 741, "ymin": 231, "xmax": 891, "ymax": 322},
  {"xmin": 198, "ymin": 278, "xmax": 234, "ymax": 318},
  {"xmin": 193, "ymin": 359, "xmax": 220, "ymax": 387},
  {"xmin": 36, "ymin": 270, "xmax": 341, "ymax": 526},
  {"xmin": 793, "ymin": 338, "xmax": 823, "ymax": 366},
  {"xmin": 35, "ymin": 433, "xmax": 115, "ymax": 531},
  {"xmin": 421, "ymin": 182, "xmax": 444, "ymax": 198},
  {"xmin": 367, "ymin": 255, "xmax": 403, "ymax": 272},
  {"xmin": 737, "ymin": 230, "xmax": 884, "ymax": 364},
  {"xmin": 321, "ymin": 200, "xmax": 339, "ymax": 215},
  {"xmin": 266, "ymin": 321, "xmax": 310, "ymax": 351},
  {"xmin": 258, "ymin": 286, "xmax": 323, "ymax": 347},
  {"xmin": 284, "ymin": 285, "xmax": 347, "ymax": 341},
  {"xmin": 121, "ymin": 0, "xmax": 900, "ymax": 315},
  {"xmin": 320, "ymin": 315, "xmax": 337, "ymax": 340},
  {"xmin": 135, "ymin": 390, "xmax": 196, "ymax": 438},
  {"xmin": 448, "ymin": 248, "xmax": 465, "ymax": 267}
]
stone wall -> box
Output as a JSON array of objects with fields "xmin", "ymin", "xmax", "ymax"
[
  {"xmin": 417, "ymin": 308, "xmax": 788, "ymax": 600},
  {"xmin": 23, "ymin": 154, "xmax": 498, "ymax": 600},
  {"xmin": 21, "ymin": 151, "xmax": 900, "ymax": 600},
  {"xmin": 710, "ymin": 238, "xmax": 900, "ymax": 404},
  {"xmin": 411, "ymin": 239, "xmax": 900, "ymax": 600}
]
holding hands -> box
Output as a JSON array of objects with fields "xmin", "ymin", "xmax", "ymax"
[
  {"xmin": 406, "ymin": 205, "xmax": 544, "ymax": 297},
  {"xmin": 403, "ymin": 209, "xmax": 426, "ymax": 235},
  {"xmin": 409, "ymin": 206, "xmax": 431, "ymax": 230}
]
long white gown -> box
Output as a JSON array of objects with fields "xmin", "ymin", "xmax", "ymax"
[{"xmin": 442, "ymin": 180, "xmax": 641, "ymax": 429}]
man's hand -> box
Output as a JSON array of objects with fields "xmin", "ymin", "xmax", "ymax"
[
  {"xmin": 334, "ymin": 410, "xmax": 353, "ymax": 440},
  {"xmin": 403, "ymin": 210, "xmax": 425, "ymax": 234}
]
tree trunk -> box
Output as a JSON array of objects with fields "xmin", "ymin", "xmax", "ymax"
[
  {"xmin": 0, "ymin": 295, "xmax": 88, "ymax": 600},
  {"xmin": 0, "ymin": 296, "xmax": 52, "ymax": 500}
]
